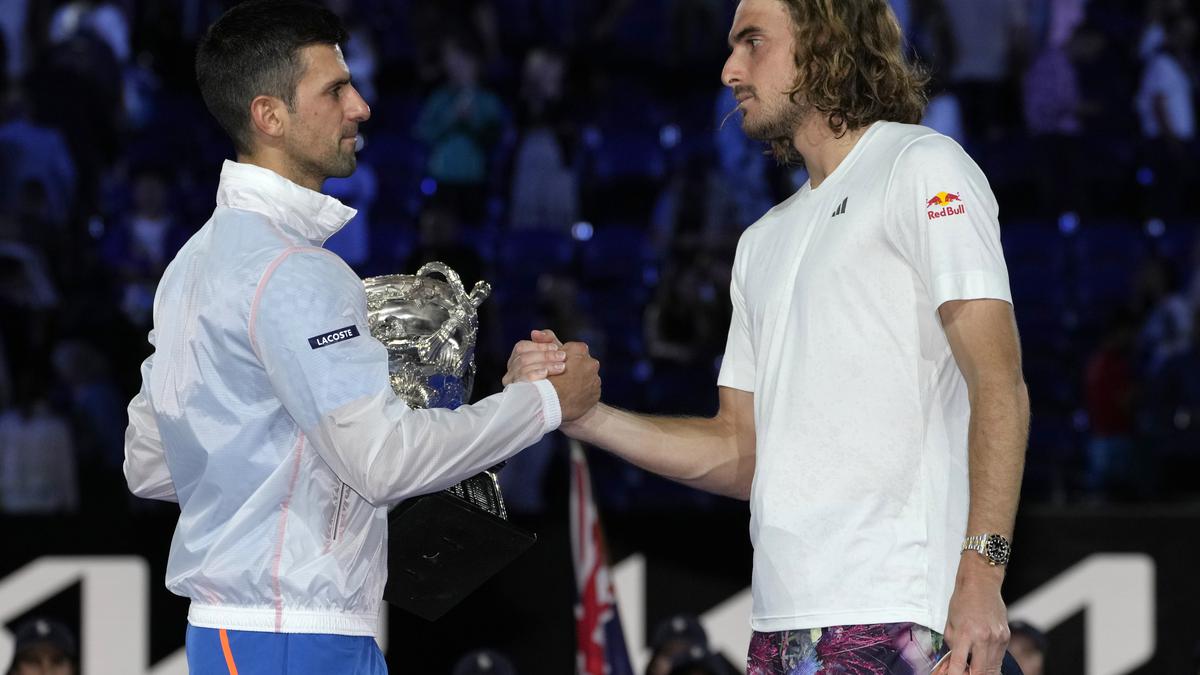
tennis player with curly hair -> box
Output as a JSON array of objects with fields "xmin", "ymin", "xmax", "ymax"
[{"xmin": 509, "ymin": 1, "xmax": 1029, "ymax": 673}]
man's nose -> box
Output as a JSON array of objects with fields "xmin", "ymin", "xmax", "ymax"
[
  {"xmin": 347, "ymin": 85, "xmax": 371, "ymax": 123},
  {"xmin": 721, "ymin": 52, "xmax": 742, "ymax": 87}
]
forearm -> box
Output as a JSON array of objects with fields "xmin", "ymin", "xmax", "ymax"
[
  {"xmin": 959, "ymin": 378, "xmax": 1030, "ymax": 582},
  {"xmin": 306, "ymin": 380, "xmax": 560, "ymax": 507},
  {"xmin": 563, "ymin": 403, "xmax": 754, "ymax": 499}
]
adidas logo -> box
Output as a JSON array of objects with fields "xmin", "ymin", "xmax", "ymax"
[{"xmin": 831, "ymin": 197, "xmax": 848, "ymax": 218}]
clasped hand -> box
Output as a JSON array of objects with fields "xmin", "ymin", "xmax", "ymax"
[{"xmin": 503, "ymin": 329, "xmax": 600, "ymax": 422}]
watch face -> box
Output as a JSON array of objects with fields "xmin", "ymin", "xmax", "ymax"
[{"xmin": 985, "ymin": 536, "xmax": 1011, "ymax": 564}]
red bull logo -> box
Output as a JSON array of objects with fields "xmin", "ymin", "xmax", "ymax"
[{"xmin": 926, "ymin": 191, "xmax": 966, "ymax": 219}]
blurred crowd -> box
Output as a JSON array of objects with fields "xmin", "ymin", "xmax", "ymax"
[
  {"xmin": 0, "ymin": 0, "xmax": 1198, "ymax": 538},
  {"xmin": 0, "ymin": 1, "xmax": 1198, "ymax": 673}
]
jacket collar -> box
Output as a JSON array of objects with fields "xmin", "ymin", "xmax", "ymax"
[{"xmin": 215, "ymin": 160, "xmax": 357, "ymax": 246}]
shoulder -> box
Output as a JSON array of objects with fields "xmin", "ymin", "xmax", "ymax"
[
  {"xmin": 887, "ymin": 125, "xmax": 972, "ymax": 168},
  {"xmin": 262, "ymin": 246, "xmax": 361, "ymax": 291},
  {"xmin": 884, "ymin": 128, "xmax": 985, "ymax": 194}
]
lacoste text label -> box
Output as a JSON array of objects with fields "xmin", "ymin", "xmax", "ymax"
[{"xmin": 308, "ymin": 325, "xmax": 361, "ymax": 349}]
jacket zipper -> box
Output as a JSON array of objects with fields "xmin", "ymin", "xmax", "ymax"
[{"xmin": 331, "ymin": 483, "xmax": 347, "ymax": 541}]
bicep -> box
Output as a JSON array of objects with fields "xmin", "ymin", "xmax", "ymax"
[
  {"xmin": 253, "ymin": 251, "xmax": 390, "ymax": 431},
  {"xmin": 717, "ymin": 385, "xmax": 756, "ymax": 454},
  {"xmin": 938, "ymin": 298, "xmax": 1024, "ymax": 389}
]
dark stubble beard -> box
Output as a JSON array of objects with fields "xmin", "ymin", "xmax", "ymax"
[{"xmin": 290, "ymin": 136, "xmax": 358, "ymax": 185}]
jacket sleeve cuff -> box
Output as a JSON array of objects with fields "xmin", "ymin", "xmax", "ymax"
[{"xmin": 530, "ymin": 379, "xmax": 562, "ymax": 433}]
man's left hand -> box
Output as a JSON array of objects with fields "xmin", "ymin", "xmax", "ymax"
[
  {"xmin": 501, "ymin": 329, "xmax": 568, "ymax": 385},
  {"xmin": 941, "ymin": 555, "xmax": 1010, "ymax": 675}
]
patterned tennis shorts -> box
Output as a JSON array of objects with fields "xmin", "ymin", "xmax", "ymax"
[{"xmin": 747, "ymin": 622, "xmax": 946, "ymax": 675}]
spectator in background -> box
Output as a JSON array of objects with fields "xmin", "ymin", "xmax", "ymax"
[
  {"xmin": 404, "ymin": 204, "xmax": 485, "ymax": 291},
  {"xmin": 0, "ymin": 0, "xmax": 30, "ymax": 84},
  {"xmin": 411, "ymin": 0, "xmax": 501, "ymax": 83},
  {"xmin": 0, "ymin": 90, "xmax": 77, "ymax": 230},
  {"xmin": 535, "ymin": 272, "xmax": 604, "ymax": 359},
  {"xmin": 30, "ymin": 17, "xmax": 120, "ymax": 217},
  {"xmin": 1006, "ymin": 621, "xmax": 1046, "ymax": 675},
  {"xmin": 5, "ymin": 617, "xmax": 77, "ymax": 675},
  {"xmin": 667, "ymin": 0, "xmax": 727, "ymax": 76},
  {"xmin": 1136, "ymin": 14, "xmax": 1196, "ymax": 218},
  {"xmin": 0, "ymin": 368, "xmax": 78, "ymax": 515},
  {"xmin": 99, "ymin": 166, "xmax": 189, "ymax": 329},
  {"xmin": 451, "ymin": 649, "xmax": 517, "ymax": 675},
  {"xmin": 48, "ymin": 0, "xmax": 130, "ymax": 64},
  {"xmin": 1133, "ymin": 256, "xmax": 1192, "ymax": 377},
  {"xmin": 414, "ymin": 34, "xmax": 504, "ymax": 225},
  {"xmin": 941, "ymin": 0, "xmax": 1027, "ymax": 142},
  {"xmin": 651, "ymin": 160, "xmax": 718, "ymax": 254},
  {"xmin": 0, "ymin": 201, "xmax": 59, "ymax": 311},
  {"xmin": 643, "ymin": 245, "xmax": 731, "ymax": 408},
  {"xmin": 1083, "ymin": 309, "xmax": 1137, "ymax": 499},
  {"xmin": 509, "ymin": 47, "xmax": 579, "ymax": 233},
  {"xmin": 646, "ymin": 614, "xmax": 709, "ymax": 675},
  {"xmin": 1144, "ymin": 306, "xmax": 1200, "ymax": 498},
  {"xmin": 1022, "ymin": 23, "xmax": 1103, "ymax": 216},
  {"xmin": 1139, "ymin": 0, "xmax": 1187, "ymax": 60},
  {"xmin": 913, "ymin": 0, "xmax": 963, "ymax": 144},
  {"xmin": 51, "ymin": 339, "xmax": 127, "ymax": 506}
]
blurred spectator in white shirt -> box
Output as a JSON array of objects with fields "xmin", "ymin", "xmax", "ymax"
[
  {"xmin": 942, "ymin": 0, "xmax": 1028, "ymax": 141},
  {"xmin": 0, "ymin": 371, "xmax": 78, "ymax": 515}
]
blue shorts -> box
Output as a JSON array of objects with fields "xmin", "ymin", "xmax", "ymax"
[{"xmin": 185, "ymin": 624, "xmax": 387, "ymax": 675}]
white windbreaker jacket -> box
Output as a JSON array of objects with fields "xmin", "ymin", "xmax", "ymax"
[{"xmin": 123, "ymin": 160, "xmax": 561, "ymax": 636}]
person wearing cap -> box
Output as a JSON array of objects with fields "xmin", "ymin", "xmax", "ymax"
[
  {"xmin": 450, "ymin": 648, "xmax": 518, "ymax": 675},
  {"xmin": 511, "ymin": 0, "xmax": 1029, "ymax": 673},
  {"xmin": 646, "ymin": 614, "xmax": 709, "ymax": 675},
  {"xmin": 6, "ymin": 618, "xmax": 76, "ymax": 675},
  {"xmin": 122, "ymin": 1, "xmax": 600, "ymax": 673}
]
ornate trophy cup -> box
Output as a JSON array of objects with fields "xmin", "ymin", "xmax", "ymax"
[{"xmin": 365, "ymin": 262, "xmax": 536, "ymax": 621}]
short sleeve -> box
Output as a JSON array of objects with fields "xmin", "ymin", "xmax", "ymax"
[
  {"xmin": 717, "ymin": 247, "xmax": 755, "ymax": 392},
  {"xmin": 251, "ymin": 248, "xmax": 392, "ymax": 433},
  {"xmin": 883, "ymin": 134, "xmax": 1012, "ymax": 311}
]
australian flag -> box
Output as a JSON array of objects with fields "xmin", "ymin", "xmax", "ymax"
[{"xmin": 569, "ymin": 441, "xmax": 635, "ymax": 675}]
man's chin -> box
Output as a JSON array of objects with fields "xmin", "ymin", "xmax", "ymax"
[
  {"xmin": 327, "ymin": 156, "xmax": 358, "ymax": 179},
  {"xmin": 741, "ymin": 121, "xmax": 777, "ymax": 142}
]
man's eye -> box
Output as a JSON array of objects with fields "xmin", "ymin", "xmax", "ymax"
[{"xmin": 331, "ymin": 87, "xmax": 342, "ymax": 98}]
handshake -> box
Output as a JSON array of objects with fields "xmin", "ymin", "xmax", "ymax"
[{"xmin": 501, "ymin": 329, "xmax": 601, "ymax": 424}]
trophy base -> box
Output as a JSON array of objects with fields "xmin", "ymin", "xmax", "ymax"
[{"xmin": 383, "ymin": 492, "xmax": 536, "ymax": 621}]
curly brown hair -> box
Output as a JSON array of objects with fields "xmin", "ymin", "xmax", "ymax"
[{"xmin": 769, "ymin": 0, "xmax": 929, "ymax": 163}]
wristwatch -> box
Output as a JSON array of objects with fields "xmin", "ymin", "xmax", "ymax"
[{"xmin": 961, "ymin": 533, "xmax": 1011, "ymax": 566}]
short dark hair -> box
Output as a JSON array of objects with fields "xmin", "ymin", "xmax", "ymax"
[{"xmin": 195, "ymin": 0, "xmax": 346, "ymax": 155}]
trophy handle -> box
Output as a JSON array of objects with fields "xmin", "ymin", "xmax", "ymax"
[
  {"xmin": 468, "ymin": 281, "xmax": 492, "ymax": 308},
  {"xmin": 413, "ymin": 262, "xmax": 490, "ymax": 365},
  {"xmin": 416, "ymin": 261, "xmax": 466, "ymax": 297}
]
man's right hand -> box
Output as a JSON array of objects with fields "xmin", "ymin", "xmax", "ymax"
[{"xmin": 548, "ymin": 341, "xmax": 601, "ymax": 422}]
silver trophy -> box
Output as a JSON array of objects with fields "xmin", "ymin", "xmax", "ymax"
[{"xmin": 364, "ymin": 262, "xmax": 535, "ymax": 620}]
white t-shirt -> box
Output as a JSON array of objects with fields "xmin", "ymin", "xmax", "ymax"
[
  {"xmin": 718, "ymin": 122, "xmax": 1012, "ymax": 633},
  {"xmin": 1136, "ymin": 53, "xmax": 1196, "ymax": 141}
]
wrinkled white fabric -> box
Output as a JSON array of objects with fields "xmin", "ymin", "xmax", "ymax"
[{"xmin": 123, "ymin": 160, "xmax": 560, "ymax": 636}]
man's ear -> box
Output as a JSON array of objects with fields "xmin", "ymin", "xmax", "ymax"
[{"xmin": 248, "ymin": 95, "xmax": 288, "ymax": 142}]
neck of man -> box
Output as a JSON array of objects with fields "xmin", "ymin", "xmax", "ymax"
[
  {"xmin": 237, "ymin": 149, "xmax": 324, "ymax": 193},
  {"xmin": 790, "ymin": 113, "xmax": 872, "ymax": 190}
]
